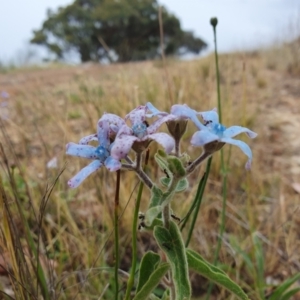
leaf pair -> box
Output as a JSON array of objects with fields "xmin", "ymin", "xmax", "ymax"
[
  {"xmin": 133, "ymin": 252, "xmax": 169, "ymax": 300},
  {"xmin": 154, "ymin": 221, "xmax": 249, "ymax": 300}
]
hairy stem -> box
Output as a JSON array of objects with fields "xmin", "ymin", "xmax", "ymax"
[
  {"xmin": 174, "ymin": 138, "xmax": 180, "ymax": 157},
  {"xmin": 122, "ymin": 160, "xmax": 153, "ymax": 190},
  {"xmin": 136, "ymin": 169, "xmax": 153, "ymax": 189},
  {"xmin": 186, "ymin": 151, "xmax": 211, "ymax": 174}
]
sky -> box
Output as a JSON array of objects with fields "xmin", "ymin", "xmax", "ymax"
[{"xmin": 1, "ymin": 0, "xmax": 299, "ymax": 64}]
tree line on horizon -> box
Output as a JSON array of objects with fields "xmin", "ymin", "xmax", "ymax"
[{"xmin": 30, "ymin": 0, "xmax": 207, "ymax": 63}]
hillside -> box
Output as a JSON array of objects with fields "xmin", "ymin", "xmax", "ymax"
[{"xmin": 0, "ymin": 45, "xmax": 300, "ymax": 299}]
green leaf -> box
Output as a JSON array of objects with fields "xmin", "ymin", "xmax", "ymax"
[
  {"xmin": 280, "ymin": 287, "xmax": 300, "ymax": 300},
  {"xmin": 141, "ymin": 218, "xmax": 163, "ymax": 232},
  {"xmin": 157, "ymin": 149, "xmax": 167, "ymax": 158},
  {"xmin": 186, "ymin": 249, "xmax": 249, "ymax": 300},
  {"xmin": 136, "ymin": 252, "xmax": 161, "ymax": 292},
  {"xmin": 167, "ymin": 156, "xmax": 186, "ymax": 177},
  {"xmin": 144, "ymin": 206, "xmax": 162, "ymax": 227},
  {"xmin": 269, "ymin": 272, "xmax": 300, "ymax": 300},
  {"xmin": 154, "ymin": 221, "xmax": 191, "ymax": 300},
  {"xmin": 149, "ymin": 294, "xmax": 161, "ymax": 300},
  {"xmin": 160, "ymin": 177, "xmax": 170, "ymax": 187},
  {"xmin": 154, "ymin": 153, "xmax": 171, "ymax": 178},
  {"xmin": 175, "ymin": 178, "xmax": 189, "ymax": 192},
  {"xmin": 133, "ymin": 263, "xmax": 170, "ymax": 300},
  {"xmin": 149, "ymin": 185, "xmax": 163, "ymax": 208},
  {"xmin": 160, "ymin": 177, "xmax": 189, "ymax": 192}
]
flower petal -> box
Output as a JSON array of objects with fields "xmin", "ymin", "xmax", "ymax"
[
  {"xmin": 79, "ymin": 134, "xmax": 97, "ymax": 145},
  {"xmin": 116, "ymin": 124, "xmax": 133, "ymax": 138},
  {"xmin": 68, "ymin": 160, "xmax": 102, "ymax": 188},
  {"xmin": 190, "ymin": 130, "xmax": 219, "ymax": 147},
  {"xmin": 223, "ymin": 126, "xmax": 257, "ymax": 139},
  {"xmin": 171, "ymin": 104, "xmax": 205, "ymax": 129},
  {"xmin": 221, "ymin": 137, "xmax": 253, "ymax": 169},
  {"xmin": 97, "ymin": 120, "xmax": 110, "ymax": 149},
  {"xmin": 200, "ymin": 109, "xmax": 219, "ymax": 124},
  {"xmin": 66, "ymin": 143, "xmax": 98, "ymax": 159},
  {"xmin": 148, "ymin": 132, "xmax": 174, "ymax": 153},
  {"xmin": 146, "ymin": 102, "xmax": 168, "ymax": 117},
  {"xmin": 147, "ymin": 115, "xmax": 176, "ymax": 134},
  {"xmin": 100, "ymin": 113, "xmax": 125, "ymax": 133},
  {"xmin": 104, "ymin": 156, "xmax": 121, "ymax": 171},
  {"xmin": 110, "ymin": 135, "xmax": 138, "ymax": 159},
  {"xmin": 125, "ymin": 105, "xmax": 147, "ymax": 125}
]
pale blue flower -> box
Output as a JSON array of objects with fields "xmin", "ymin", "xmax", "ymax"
[
  {"xmin": 111, "ymin": 105, "xmax": 175, "ymax": 159},
  {"xmin": 191, "ymin": 110, "xmax": 257, "ymax": 169},
  {"xmin": 66, "ymin": 118, "xmax": 121, "ymax": 188},
  {"xmin": 146, "ymin": 102, "xmax": 206, "ymax": 129}
]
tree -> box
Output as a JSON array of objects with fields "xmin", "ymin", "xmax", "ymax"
[{"xmin": 31, "ymin": 0, "xmax": 207, "ymax": 63}]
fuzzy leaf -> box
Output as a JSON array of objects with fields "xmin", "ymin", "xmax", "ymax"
[
  {"xmin": 160, "ymin": 177, "xmax": 189, "ymax": 192},
  {"xmin": 144, "ymin": 206, "xmax": 163, "ymax": 227},
  {"xmin": 167, "ymin": 156, "xmax": 186, "ymax": 177},
  {"xmin": 133, "ymin": 263, "xmax": 170, "ymax": 300},
  {"xmin": 160, "ymin": 177, "xmax": 170, "ymax": 187},
  {"xmin": 154, "ymin": 221, "xmax": 191, "ymax": 300},
  {"xmin": 141, "ymin": 218, "xmax": 163, "ymax": 231},
  {"xmin": 149, "ymin": 185, "xmax": 163, "ymax": 208},
  {"xmin": 157, "ymin": 149, "xmax": 167, "ymax": 158},
  {"xmin": 136, "ymin": 252, "xmax": 161, "ymax": 292},
  {"xmin": 175, "ymin": 178, "xmax": 189, "ymax": 192},
  {"xmin": 154, "ymin": 153, "xmax": 171, "ymax": 177},
  {"xmin": 186, "ymin": 249, "xmax": 249, "ymax": 300},
  {"xmin": 149, "ymin": 294, "xmax": 161, "ymax": 300}
]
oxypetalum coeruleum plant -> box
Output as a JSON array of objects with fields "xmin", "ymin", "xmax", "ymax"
[{"xmin": 66, "ymin": 101, "xmax": 257, "ymax": 300}]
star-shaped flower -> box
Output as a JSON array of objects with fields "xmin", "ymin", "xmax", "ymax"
[
  {"xmin": 66, "ymin": 118, "xmax": 121, "ymax": 188},
  {"xmin": 190, "ymin": 110, "xmax": 257, "ymax": 169},
  {"xmin": 78, "ymin": 113, "xmax": 125, "ymax": 145},
  {"xmin": 110, "ymin": 105, "xmax": 175, "ymax": 159},
  {"xmin": 146, "ymin": 102, "xmax": 205, "ymax": 129}
]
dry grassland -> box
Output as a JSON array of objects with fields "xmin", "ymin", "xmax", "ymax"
[{"xmin": 0, "ymin": 43, "xmax": 299, "ymax": 299}]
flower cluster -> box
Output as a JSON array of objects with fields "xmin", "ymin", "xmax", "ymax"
[{"xmin": 66, "ymin": 103, "xmax": 257, "ymax": 187}]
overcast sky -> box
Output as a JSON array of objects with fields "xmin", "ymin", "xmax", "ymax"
[{"xmin": 1, "ymin": 0, "xmax": 299, "ymax": 64}]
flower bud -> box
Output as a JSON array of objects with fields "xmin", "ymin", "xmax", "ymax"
[
  {"xmin": 166, "ymin": 120, "xmax": 188, "ymax": 141},
  {"xmin": 210, "ymin": 17, "xmax": 218, "ymax": 28}
]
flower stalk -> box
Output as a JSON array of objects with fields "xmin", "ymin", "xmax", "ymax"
[{"xmin": 114, "ymin": 170, "xmax": 121, "ymax": 300}]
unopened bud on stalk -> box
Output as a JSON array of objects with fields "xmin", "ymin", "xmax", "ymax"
[
  {"xmin": 166, "ymin": 120, "xmax": 188, "ymax": 142},
  {"xmin": 210, "ymin": 17, "xmax": 218, "ymax": 28}
]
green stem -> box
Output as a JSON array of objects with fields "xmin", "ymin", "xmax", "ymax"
[
  {"xmin": 206, "ymin": 17, "xmax": 229, "ymax": 299},
  {"xmin": 184, "ymin": 157, "xmax": 212, "ymax": 247},
  {"xmin": 180, "ymin": 172, "xmax": 206, "ymax": 232},
  {"xmin": 124, "ymin": 151, "xmax": 149, "ymax": 299},
  {"xmin": 213, "ymin": 25, "xmax": 222, "ymax": 123},
  {"xmin": 114, "ymin": 170, "xmax": 121, "ymax": 300},
  {"xmin": 124, "ymin": 181, "xmax": 144, "ymax": 300},
  {"xmin": 213, "ymin": 152, "xmax": 227, "ymax": 265}
]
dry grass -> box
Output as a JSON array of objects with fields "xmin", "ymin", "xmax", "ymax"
[{"xmin": 0, "ymin": 42, "xmax": 300, "ymax": 299}]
